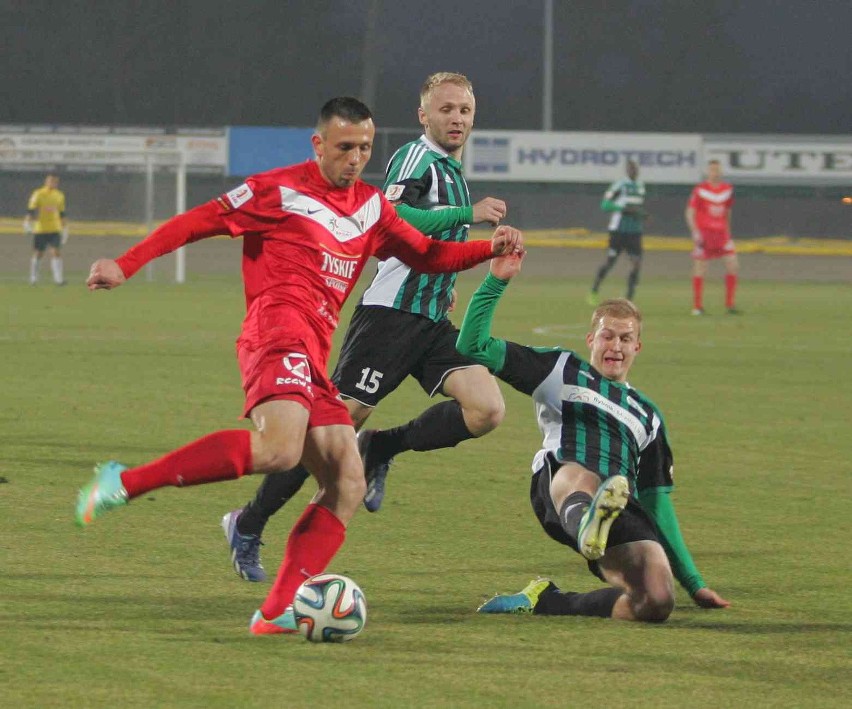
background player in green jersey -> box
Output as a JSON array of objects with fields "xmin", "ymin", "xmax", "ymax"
[
  {"xmin": 24, "ymin": 173, "xmax": 69, "ymax": 285},
  {"xmin": 459, "ymin": 253, "xmax": 729, "ymax": 622},
  {"xmin": 221, "ymin": 72, "xmax": 516, "ymax": 582},
  {"xmin": 588, "ymin": 160, "xmax": 646, "ymax": 303}
]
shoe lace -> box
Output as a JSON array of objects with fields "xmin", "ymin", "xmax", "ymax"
[{"xmin": 237, "ymin": 534, "xmax": 264, "ymax": 567}]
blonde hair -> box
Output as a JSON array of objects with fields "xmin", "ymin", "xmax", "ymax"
[
  {"xmin": 590, "ymin": 298, "xmax": 643, "ymax": 335},
  {"xmin": 420, "ymin": 72, "xmax": 474, "ymax": 109}
]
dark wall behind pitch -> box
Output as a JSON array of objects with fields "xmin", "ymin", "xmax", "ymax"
[{"xmin": 3, "ymin": 1, "xmax": 852, "ymax": 134}]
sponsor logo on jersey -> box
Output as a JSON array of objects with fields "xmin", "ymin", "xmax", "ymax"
[
  {"xmin": 226, "ymin": 183, "xmax": 254, "ymax": 209},
  {"xmin": 562, "ymin": 384, "xmax": 649, "ymax": 448},
  {"xmin": 385, "ymin": 184, "xmax": 405, "ymax": 201},
  {"xmin": 282, "ymin": 353, "xmax": 311, "ymax": 382},
  {"xmin": 276, "ymin": 353, "xmax": 313, "ymax": 393},
  {"xmin": 320, "ymin": 249, "xmax": 360, "ymax": 293}
]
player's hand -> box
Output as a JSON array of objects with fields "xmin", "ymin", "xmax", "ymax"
[
  {"xmin": 61, "ymin": 226, "xmax": 70, "ymax": 245},
  {"xmin": 23, "ymin": 220, "xmax": 33, "ymax": 236},
  {"xmin": 692, "ymin": 587, "xmax": 730, "ymax": 609},
  {"xmin": 87, "ymin": 259, "xmax": 126, "ymax": 291},
  {"xmin": 472, "ymin": 197, "xmax": 507, "ymax": 226},
  {"xmin": 490, "ymin": 225, "xmax": 523, "ymax": 256},
  {"xmin": 447, "ymin": 288, "xmax": 458, "ymax": 313},
  {"xmin": 490, "ymin": 250, "xmax": 526, "ymax": 281}
]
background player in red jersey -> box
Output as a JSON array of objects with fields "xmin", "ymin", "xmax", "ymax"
[
  {"xmin": 685, "ymin": 160, "xmax": 740, "ymax": 315},
  {"xmin": 75, "ymin": 97, "xmax": 523, "ymax": 636}
]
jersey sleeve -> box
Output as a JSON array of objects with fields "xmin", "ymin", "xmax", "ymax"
[
  {"xmin": 687, "ymin": 186, "xmax": 700, "ymax": 209},
  {"xmin": 456, "ymin": 271, "xmax": 562, "ymax": 396},
  {"xmin": 371, "ymin": 198, "xmax": 491, "ymax": 273},
  {"xmin": 27, "ymin": 190, "xmax": 38, "ymax": 211},
  {"xmin": 115, "ymin": 200, "xmax": 230, "ymax": 280},
  {"xmin": 214, "ymin": 177, "xmax": 282, "ymax": 237},
  {"xmin": 635, "ymin": 427, "xmax": 707, "ymax": 596},
  {"xmin": 601, "ymin": 180, "xmax": 622, "ymax": 212},
  {"xmin": 394, "ymin": 202, "xmax": 473, "ymax": 235},
  {"xmin": 384, "ymin": 146, "xmax": 473, "ymax": 235}
]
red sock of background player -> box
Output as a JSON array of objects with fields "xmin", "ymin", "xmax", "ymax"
[
  {"xmin": 692, "ymin": 276, "xmax": 704, "ymax": 310},
  {"xmin": 120, "ymin": 429, "xmax": 252, "ymax": 498},
  {"xmin": 260, "ymin": 503, "xmax": 346, "ymax": 619},
  {"xmin": 725, "ymin": 273, "xmax": 738, "ymax": 309}
]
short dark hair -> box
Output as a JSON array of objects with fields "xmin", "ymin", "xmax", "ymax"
[{"xmin": 316, "ymin": 97, "xmax": 373, "ymax": 134}]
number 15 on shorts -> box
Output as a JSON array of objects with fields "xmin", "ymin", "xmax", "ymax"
[{"xmin": 355, "ymin": 368, "xmax": 384, "ymax": 394}]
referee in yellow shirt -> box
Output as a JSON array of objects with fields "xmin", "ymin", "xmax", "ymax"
[{"xmin": 25, "ymin": 173, "xmax": 68, "ymax": 285}]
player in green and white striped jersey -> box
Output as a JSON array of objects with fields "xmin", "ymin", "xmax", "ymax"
[
  {"xmin": 461, "ymin": 253, "xmax": 729, "ymax": 622},
  {"xmin": 589, "ymin": 160, "xmax": 647, "ymax": 304}
]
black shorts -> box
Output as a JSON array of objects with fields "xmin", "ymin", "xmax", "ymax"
[
  {"xmin": 529, "ymin": 452, "xmax": 660, "ymax": 556},
  {"xmin": 34, "ymin": 233, "xmax": 60, "ymax": 251},
  {"xmin": 607, "ymin": 231, "xmax": 643, "ymax": 258},
  {"xmin": 332, "ymin": 305, "xmax": 479, "ymax": 407}
]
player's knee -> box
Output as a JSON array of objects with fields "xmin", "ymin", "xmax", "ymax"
[
  {"xmin": 251, "ymin": 440, "xmax": 303, "ymax": 475},
  {"xmin": 468, "ymin": 395, "xmax": 505, "ymax": 436},
  {"xmin": 632, "ymin": 587, "xmax": 675, "ymax": 623}
]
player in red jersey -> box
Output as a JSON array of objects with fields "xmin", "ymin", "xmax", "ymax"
[
  {"xmin": 685, "ymin": 160, "xmax": 740, "ymax": 315},
  {"xmin": 74, "ymin": 97, "xmax": 523, "ymax": 635}
]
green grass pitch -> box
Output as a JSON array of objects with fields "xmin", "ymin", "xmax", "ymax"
[{"xmin": 1, "ymin": 265, "xmax": 850, "ymax": 708}]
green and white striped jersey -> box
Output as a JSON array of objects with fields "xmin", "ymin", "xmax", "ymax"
[
  {"xmin": 457, "ymin": 273, "xmax": 671, "ymax": 489},
  {"xmin": 360, "ymin": 135, "xmax": 472, "ymax": 321},
  {"xmin": 602, "ymin": 178, "xmax": 646, "ymax": 233}
]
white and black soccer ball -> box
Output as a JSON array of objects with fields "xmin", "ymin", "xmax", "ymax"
[{"xmin": 293, "ymin": 573, "xmax": 367, "ymax": 643}]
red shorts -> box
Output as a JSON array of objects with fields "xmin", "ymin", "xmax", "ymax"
[
  {"xmin": 692, "ymin": 229, "xmax": 735, "ymax": 260},
  {"xmin": 237, "ymin": 342, "xmax": 352, "ymax": 428}
]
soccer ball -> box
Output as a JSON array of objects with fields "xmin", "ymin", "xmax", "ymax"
[{"xmin": 293, "ymin": 573, "xmax": 367, "ymax": 642}]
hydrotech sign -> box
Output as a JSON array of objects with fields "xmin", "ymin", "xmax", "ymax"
[
  {"xmin": 465, "ymin": 131, "xmax": 703, "ymax": 183},
  {"xmin": 705, "ymin": 138, "xmax": 852, "ymax": 183}
]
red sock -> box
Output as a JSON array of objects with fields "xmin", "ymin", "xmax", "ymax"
[
  {"xmin": 725, "ymin": 273, "xmax": 738, "ymax": 308},
  {"xmin": 260, "ymin": 503, "xmax": 346, "ymax": 619},
  {"xmin": 120, "ymin": 429, "xmax": 252, "ymax": 498},
  {"xmin": 692, "ymin": 276, "xmax": 704, "ymax": 310}
]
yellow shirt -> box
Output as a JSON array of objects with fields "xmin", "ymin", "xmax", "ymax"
[{"xmin": 27, "ymin": 187, "xmax": 66, "ymax": 233}]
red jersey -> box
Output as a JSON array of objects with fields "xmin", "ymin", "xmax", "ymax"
[
  {"xmin": 115, "ymin": 160, "xmax": 492, "ymax": 374},
  {"xmin": 688, "ymin": 181, "xmax": 734, "ymax": 234}
]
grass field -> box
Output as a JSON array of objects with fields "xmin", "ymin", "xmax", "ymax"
[{"xmin": 1, "ymin": 259, "xmax": 851, "ymax": 708}]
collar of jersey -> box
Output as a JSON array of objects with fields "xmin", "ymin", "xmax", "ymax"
[{"xmin": 418, "ymin": 135, "xmax": 463, "ymax": 169}]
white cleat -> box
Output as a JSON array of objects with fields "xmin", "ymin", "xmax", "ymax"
[{"xmin": 577, "ymin": 475, "xmax": 630, "ymax": 560}]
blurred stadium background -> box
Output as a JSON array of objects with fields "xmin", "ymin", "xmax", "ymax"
[{"xmin": 1, "ymin": 0, "xmax": 850, "ymax": 273}]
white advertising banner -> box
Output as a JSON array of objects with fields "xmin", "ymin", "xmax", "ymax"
[
  {"xmin": 704, "ymin": 137, "xmax": 852, "ymax": 184},
  {"xmin": 0, "ymin": 126, "xmax": 227, "ymax": 172},
  {"xmin": 464, "ymin": 130, "xmax": 703, "ymax": 183}
]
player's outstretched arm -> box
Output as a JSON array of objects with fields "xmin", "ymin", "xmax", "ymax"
[{"xmin": 87, "ymin": 259, "xmax": 127, "ymax": 291}]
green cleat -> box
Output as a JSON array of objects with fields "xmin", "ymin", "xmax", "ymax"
[
  {"xmin": 577, "ymin": 475, "xmax": 629, "ymax": 560},
  {"xmin": 477, "ymin": 577, "xmax": 555, "ymax": 614},
  {"xmin": 586, "ymin": 291, "xmax": 600, "ymax": 307},
  {"xmin": 249, "ymin": 607, "xmax": 298, "ymax": 635},
  {"xmin": 75, "ymin": 461, "xmax": 129, "ymax": 527}
]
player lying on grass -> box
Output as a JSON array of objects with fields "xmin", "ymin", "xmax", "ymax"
[
  {"xmin": 74, "ymin": 96, "xmax": 523, "ymax": 636},
  {"xmin": 456, "ymin": 252, "xmax": 729, "ymax": 621}
]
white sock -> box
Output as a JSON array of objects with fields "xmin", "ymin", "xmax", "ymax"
[
  {"xmin": 51, "ymin": 257, "xmax": 64, "ymax": 284},
  {"xmin": 30, "ymin": 256, "xmax": 39, "ymax": 284}
]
